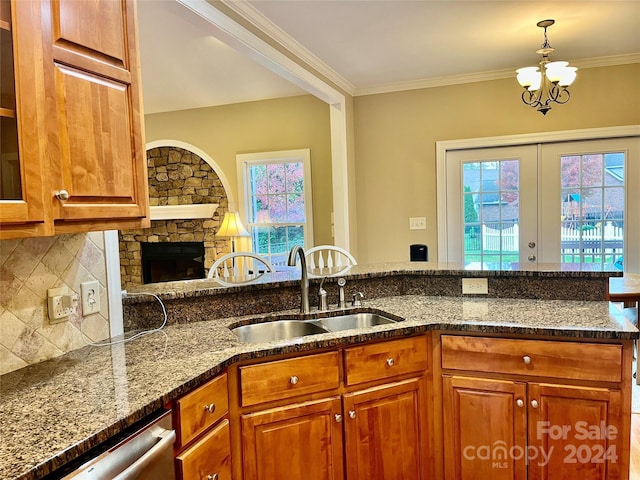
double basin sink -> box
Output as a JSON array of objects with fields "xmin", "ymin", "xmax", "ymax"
[{"xmin": 231, "ymin": 312, "xmax": 397, "ymax": 343}]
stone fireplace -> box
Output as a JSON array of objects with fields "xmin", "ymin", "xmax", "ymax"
[{"xmin": 119, "ymin": 146, "xmax": 230, "ymax": 289}]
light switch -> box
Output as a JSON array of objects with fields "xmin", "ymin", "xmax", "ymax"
[{"xmin": 409, "ymin": 217, "xmax": 427, "ymax": 230}]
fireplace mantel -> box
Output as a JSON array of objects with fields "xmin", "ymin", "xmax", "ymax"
[{"xmin": 149, "ymin": 204, "xmax": 219, "ymax": 220}]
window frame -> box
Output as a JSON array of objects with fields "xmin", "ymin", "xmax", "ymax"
[{"xmin": 237, "ymin": 149, "xmax": 314, "ymax": 256}]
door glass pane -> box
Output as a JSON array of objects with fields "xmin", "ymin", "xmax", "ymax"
[
  {"xmin": 1, "ymin": 7, "xmax": 23, "ymax": 200},
  {"xmin": 462, "ymin": 160, "xmax": 520, "ymax": 267},
  {"xmin": 560, "ymin": 152, "xmax": 624, "ymax": 269}
]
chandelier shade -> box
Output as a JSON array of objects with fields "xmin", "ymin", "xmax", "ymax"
[{"xmin": 516, "ymin": 19, "xmax": 577, "ymax": 115}]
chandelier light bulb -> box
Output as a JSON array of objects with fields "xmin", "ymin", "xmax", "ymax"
[{"xmin": 515, "ymin": 19, "xmax": 577, "ymax": 115}]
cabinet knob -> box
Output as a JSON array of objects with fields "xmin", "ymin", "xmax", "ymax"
[
  {"xmin": 55, "ymin": 190, "xmax": 69, "ymax": 201},
  {"xmin": 290, "ymin": 375, "xmax": 299, "ymax": 385},
  {"xmin": 386, "ymin": 358, "xmax": 395, "ymax": 367},
  {"xmin": 204, "ymin": 403, "xmax": 216, "ymax": 414},
  {"xmin": 335, "ymin": 414, "xmax": 343, "ymax": 423},
  {"xmin": 348, "ymin": 410, "xmax": 356, "ymax": 419},
  {"xmin": 528, "ymin": 254, "xmax": 536, "ymax": 262},
  {"xmin": 522, "ymin": 355, "xmax": 532, "ymax": 365},
  {"xmin": 531, "ymin": 399, "xmax": 539, "ymax": 409},
  {"xmin": 516, "ymin": 399, "xmax": 524, "ymax": 408},
  {"xmin": 207, "ymin": 474, "xmax": 218, "ymax": 480}
]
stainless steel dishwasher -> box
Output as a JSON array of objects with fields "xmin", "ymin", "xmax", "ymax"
[{"xmin": 62, "ymin": 410, "xmax": 176, "ymax": 480}]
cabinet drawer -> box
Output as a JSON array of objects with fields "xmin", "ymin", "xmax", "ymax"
[
  {"xmin": 344, "ymin": 336, "xmax": 428, "ymax": 386},
  {"xmin": 176, "ymin": 419, "xmax": 231, "ymax": 480},
  {"xmin": 240, "ymin": 351, "xmax": 340, "ymax": 407},
  {"xmin": 175, "ymin": 373, "xmax": 229, "ymax": 447},
  {"xmin": 441, "ymin": 335, "xmax": 622, "ymax": 383}
]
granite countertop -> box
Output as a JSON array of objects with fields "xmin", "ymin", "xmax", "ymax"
[
  {"xmin": 1, "ymin": 295, "xmax": 637, "ymax": 480},
  {"xmin": 124, "ymin": 261, "xmax": 621, "ymax": 300}
]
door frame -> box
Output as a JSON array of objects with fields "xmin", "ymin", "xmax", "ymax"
[{"xmin": 436, "ymin": 125, "xmax": 640, "ymax": 270}]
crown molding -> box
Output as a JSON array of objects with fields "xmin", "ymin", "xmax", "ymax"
[
  {"xmin": 220, "ymin": 0, "xmax": 356, "ymax": 96},
  {"xmin": 356, "ymin": 53, "xmax": 640, "ymax": 97}
]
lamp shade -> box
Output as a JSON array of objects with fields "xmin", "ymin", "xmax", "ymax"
[{"xmin": 216, "ymin": 211, "xmax": 250, "ymax": 237}]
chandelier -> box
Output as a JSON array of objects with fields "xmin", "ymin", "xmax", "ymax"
[{"xmin": 516, "ymin": 19, "xmax": 577, "ymax": 115}]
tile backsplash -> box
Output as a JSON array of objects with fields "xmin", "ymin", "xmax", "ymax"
[{"xmin": 0, "ymin": 232, "xmax": 110, "ymax": 375}]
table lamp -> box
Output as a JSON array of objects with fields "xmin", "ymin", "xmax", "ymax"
[{"xmin": 215, "ymin": 211, "xmax": 250, "ymax": 253}]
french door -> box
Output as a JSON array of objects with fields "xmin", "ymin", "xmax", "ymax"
[
  {"xmin": 442, "ymin": 136, "xmax": 639, "ymax": 271},
  {"xmin": 445, "ymin": 146, "xmax": 538, "ymax": 266}
]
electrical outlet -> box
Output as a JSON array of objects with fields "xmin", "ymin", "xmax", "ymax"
[
  {"xmin": 462, "ymin": 278, "xmax": 489, "ymax": 295},
  {"xmin": 409, "ymin": 217, "xmax": 427, "ymax": 230},
  {"xmin": 81, "ymin": 280, "xmax": 101, "ymax": 315},
  {"xmin": 48, "ymin": 286, "xmax": 75, "ymax": 323}
]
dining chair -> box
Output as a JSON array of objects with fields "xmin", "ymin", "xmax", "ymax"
[
  {"xmin": 305, "ymin": 245, "xmax": 357, "ymax": 278},
  {"xmin": 208, "ymin": 252, "xmax": 274, "ymax": 286}
]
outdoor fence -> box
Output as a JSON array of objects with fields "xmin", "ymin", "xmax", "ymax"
[{"xmin": 467, "ymin": 221, "xmax": 624, "ymax": 263}]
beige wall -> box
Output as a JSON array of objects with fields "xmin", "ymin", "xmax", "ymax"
[
  {"xmin": 353, "ymin": 63, "xmax": 640, "ymax": 264},
  {"xmin": 144, "ymin": 94, "xmax": 334, "ymax": 246}
]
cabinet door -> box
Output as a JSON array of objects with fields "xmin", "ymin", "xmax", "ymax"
[
  {"xmin": 176, "ymin": 419, "xmax": 231, "ymax": 480},
  {"xmin": 241, "ymin": 397, "xmax": 344, "ymax": 480},
  {"xmin": 528, "ymin": 383, "xmax": 624, "ymax": 480},
  {"xmin": 443, "ymin": 375, "xmax": 527, "ymax": 480},
  {"xmin": 40, "ymin": 0, "xmax": 149, "ymax": 230},
  {"xmin": 342, "ymin": 378, "xmax": 428, "ymax": 480},
  {"xmin": 0, "ymin": 0, "xmax": 50, "ymax": 238}
]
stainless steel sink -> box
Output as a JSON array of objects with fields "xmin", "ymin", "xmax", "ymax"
[
  {"xmin": 231, "ymin": 312, "xmax": 398, "ymax": 343},
  {"xmin": 231, "ymin": 320, "xmax": 329, "ymax": 343},
  {"xmin": 311, "ymin": 312, "xmax": 397, "ymax": 332}
]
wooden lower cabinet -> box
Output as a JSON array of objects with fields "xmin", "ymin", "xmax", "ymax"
[
  {"xmin": 443, "ymin": 375, "xmax": 625, "ymax": 480},
  {"xmin": 528, "ymin": 383, "xmax": 624, "ymax": 480},
  {"xmin": 241, "ymin": 396, "xmax": 344, "ymax": 480},
  {"xmin": 176, "ymin": 419, "xmax": 231, "ymax": 480},
  {"xmin": 343, "ymin": 378, "xmax": 428, "ymax": 480},
  {"xmin": 443, "ymin": 375, "xmax": 527, "ymax": 480}
]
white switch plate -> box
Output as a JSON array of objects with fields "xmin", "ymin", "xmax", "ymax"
[
  {"xmin": 81, "ymin": 280, "xmax": 101, "ymax": 315},
  {"xmin": 462, "ymin": 278, "xmax": 489, "ymax": 295},
  {"xmin": 409, "ymin": 217, "xmax": 427, "ymax": 230}
]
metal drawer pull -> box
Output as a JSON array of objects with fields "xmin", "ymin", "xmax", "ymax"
[
  {"xmin": 335, "ymin": 414, "xmax": 343, "ymax": 423},
  {"xmin": 516, "ymin": 399, "xmax": 524, "ymax": 408},
  {"xmin": 531, "ymin": 399, "xmax": 539, "ymax": 409},
  {"xmin": 349, "ymin": 410, "xmax": 356, "ymax": 419},
  {"xmin": 386, "ymin": 358, "xmax": 395, "ymax": 367},
  {"xmin": 290, "ymin": 375, "xmax": 299, "ymax": 385},
  {"xmin": 207, "ymin": 474, "xmax": 219, "ymax": 480},
  {"xmin": 55, "ymin": 190, "xmax": 69, "ymax": 201},
  {"xmin": 204, "ymin": 403, "xmax": 216, "ymax": 413},
  {"xmin": 522, "ymin": 355, "xmax": 532, "ymax": 365}
]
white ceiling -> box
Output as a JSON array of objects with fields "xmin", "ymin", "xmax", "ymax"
[{"xmin": 137, "ymin": 0, "xmax": 640, "ymax": 114}]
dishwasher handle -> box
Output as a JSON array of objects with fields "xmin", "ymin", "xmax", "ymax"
[{"xmin": 112, "ymin": 428, "xmax": 176, "ymax": 480}]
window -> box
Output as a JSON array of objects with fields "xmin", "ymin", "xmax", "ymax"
[{"xmin": 237, "ymin": 149, "xmax": 314, "ymax": 265}]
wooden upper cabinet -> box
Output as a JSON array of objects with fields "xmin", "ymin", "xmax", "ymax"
[
  {"xmin": 0, "ymin": 0, "xmax": 50, "ymax": 237},
  {"xmin": 0, "ymin": 0, "xmax": 149, "ymax": 239},
  {"xmin": 44, "ymin": 0, "xmax": 149, "ymax": 230}
]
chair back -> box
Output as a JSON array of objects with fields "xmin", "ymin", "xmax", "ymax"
[
  {"xmin": 305, "ymin": 245, "xmax": 357, "ymax": 278},
  {"xmin": 208, "ymin": 252, "xmax": 274, "ymax": 286}
]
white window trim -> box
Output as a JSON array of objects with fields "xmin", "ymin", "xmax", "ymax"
[
  {"xmin": 237, "ymin": 148, "xmax": 315, "ymax": 249},
  {"xmin": 436, "ymin": 125, "xmax": 640, "ymax": 271}
]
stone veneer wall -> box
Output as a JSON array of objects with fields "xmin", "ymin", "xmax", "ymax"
[
  {"xmin": 0, "ymin": 233, "xmax": 110, "ymax": 375},
  {"xmin": 119, "ymin": 147, "xmax": 230, "ymax": 289}
]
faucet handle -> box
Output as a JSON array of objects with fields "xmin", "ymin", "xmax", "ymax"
[{"xmin": 352, "ymin": 291, "xmax": 364, "ymax": 307}]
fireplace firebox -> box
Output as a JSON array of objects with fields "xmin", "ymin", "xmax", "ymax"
[{"xmin": 141, "ymin": 242, "xmax": 205, "ymax": 284}]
